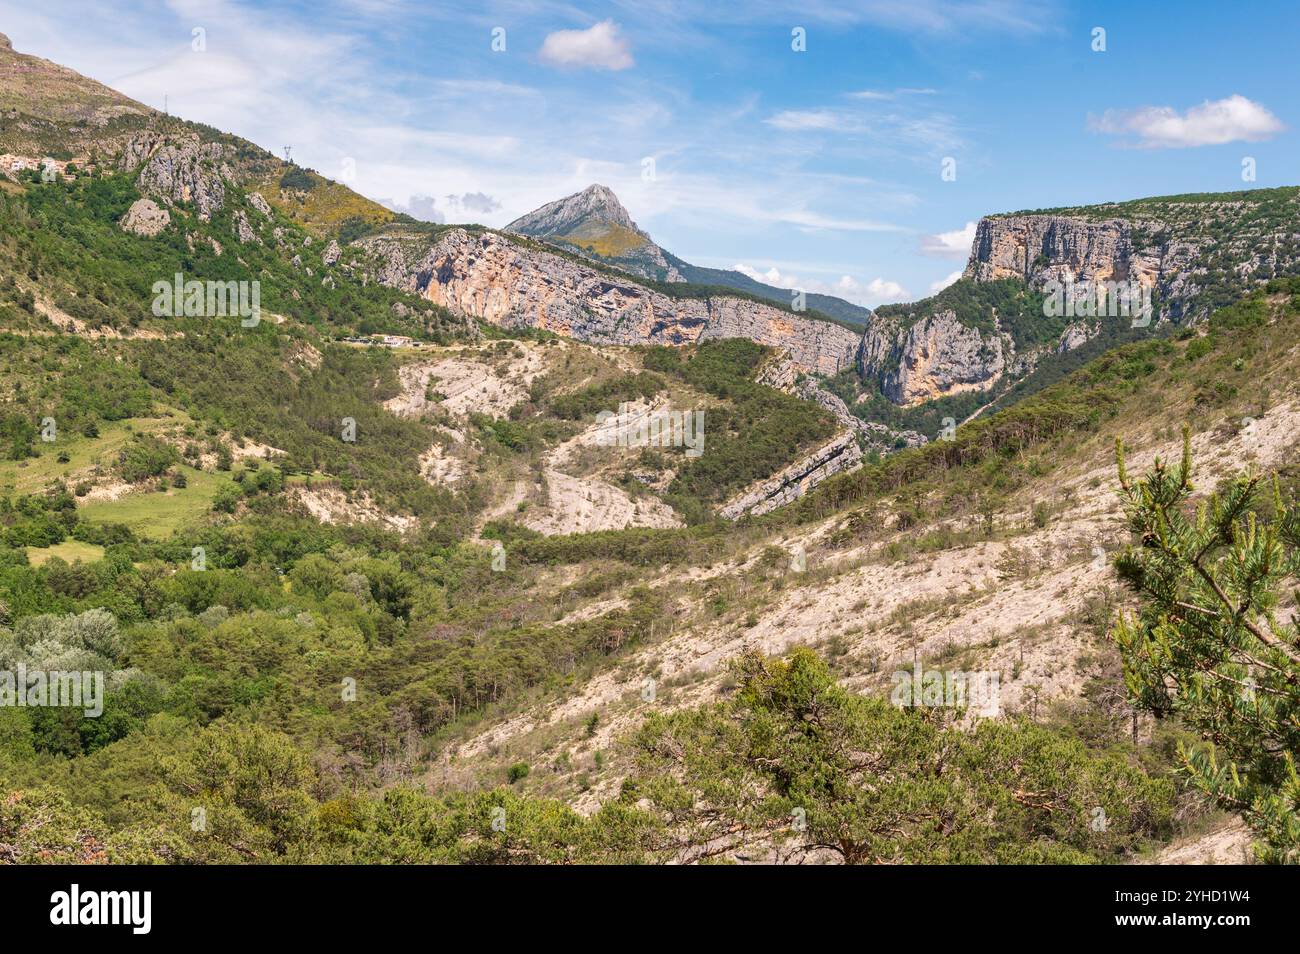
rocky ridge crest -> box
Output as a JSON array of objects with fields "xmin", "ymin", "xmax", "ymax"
[{"xmin": 361, "ymin": 227, "xmax": 861, "ymax": 376}]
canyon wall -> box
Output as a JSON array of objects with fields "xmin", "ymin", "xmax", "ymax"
[
  {"xmin": 857, "ymin": 309, "xmax": 1008, "ymax": 407},
  {"xmin": 361, "ymin": 228, "xmax": 861, "ymax": 376}
]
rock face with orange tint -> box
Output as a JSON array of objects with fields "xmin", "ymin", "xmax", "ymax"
[
  {"xmin": 362, "ymin": 227, "xmax": 861, "ymax": 376},
  {"xmin": 966, "ymin": 189, "xmax": 1300, "ymax": 319},
  {"xmin": 858, "ymin": 309, "xmax": 1008, "ymax": 407},
  {"xmin": 964, "ymin": 212, "xmax": 1208, "ymax": 322}
]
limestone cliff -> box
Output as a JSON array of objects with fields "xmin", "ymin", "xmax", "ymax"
[
  {"xmin": 360, "ymin": 227, "xmax": 861, "ymax": 376},
  {"xmin": 962, "ymin": 214, "xmax": 1201, "ymax": 319},
  {"xmin": 964, "ymin": 190, "xmax": 1300, "ymax": 321},
  {"xmin": 857, "ymin": 310, "xmax": 1008, "ymax": 407},
  {"xmin": 877, "ymin": 190, "xmax": 1300, "ymax": 408}
]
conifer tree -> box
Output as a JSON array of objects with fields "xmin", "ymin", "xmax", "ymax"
[{"xmin": 1114, "ymin": 428, "xmax": 1300, "ymax": 861}]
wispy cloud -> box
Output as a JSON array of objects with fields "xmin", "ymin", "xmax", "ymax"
[
  {"xmin": 763, "ymin": 100, "xmax": 963, "ymax": 157},
  {"xmin": 780, "ymin": 209, "xmax": 902, "ymax": 232},
  {"xmin": 848, "ymin": 87, "xmax": 937, "ymax": 100},
  {"xmin": 646, "ymin": 0, "xmax": 1057, "ymax": 34},
  {"xmin": 1089, "ymin": 95, "xmax": 1284, "ymax": 149},
  {"xmin": 429, "ymin": 79, "xmax": 540, "ymax": 99},
  {"xmin": 765, "ymin": 109, "xmax": 865, "ymax": 132}
]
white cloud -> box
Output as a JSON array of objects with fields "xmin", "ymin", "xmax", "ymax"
[
  {"xmin": 928, "ymin": 270, "xmax": 963, "ymax": 294},
  {"xmin": 539, "ymin": 20, "xmax": 633, "ymax": 71},
  {"xmin": 1089, "ymin": 95, "xmax": 1284, "ymax": 148},
  {"xmin": 920, "ymin": 221, "xmax": 976, "ymax": 257},
  {"xmin": 735, "ymin": 263, "xmax": 795, "ymax": 285},
  {"xmin": 735, "ymin": 263, "xmax": 907, "ymax": 307},
  {"xmin": 734, "ymin": 263, "xmax": 897, "ymax": 306},
  {"xmin": 383, "ymin": 191, "xmax": 502, "ymax": 223},
  {"xmin": 866, "ymin": 277, "xmax": 908, "ymax": 301},
  {"xmin": 735, "ymin": 263, "xmax": 836, "ymax": 295}
]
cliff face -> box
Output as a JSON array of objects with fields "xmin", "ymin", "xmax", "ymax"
[
  {"xmin": 965, "ymin": 216, "xmax": 1153, "ymax": 285},
  {"xmin": 354, "ymin": 194, "xmax": 1297, "ymax": 411},
  {"xmin": 857, "ymin": 310, "xmax": 1007, "ymax": 406},
  {"xmin": 361, "ymin": 228, "xmax": 861, "ymax": 376},
  {"xmin": 963, "ymin": 193, "xmax": 1300, "ymax": 322}
]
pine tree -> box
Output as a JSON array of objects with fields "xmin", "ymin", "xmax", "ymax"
[{"xmin": 1114, "ymin": 427, "xmax": 1300, "ymax": 861}]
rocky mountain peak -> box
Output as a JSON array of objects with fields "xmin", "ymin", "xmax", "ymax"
[
  {"xmin": 0, "ymin": 33, "xmax": 12, "ymax": 50},
  {"xmin": 506, "ymin": 183, "xmax": 645, "ymax": 241}
]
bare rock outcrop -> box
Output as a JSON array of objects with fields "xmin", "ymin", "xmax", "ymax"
[
  {"xmin": 118, "ymin": 197, "xmax": 170, "ymax": 237},
  {"xmin": 719, "ymin": 431, "xmax": 862, "ymax": 519},
  {"xmin": 360, "ymin": 228, "xmax": 860, "ymax": 376},
  {"xmin": 758, "ymin": 354, "xmax": 925, "ymax": 450},
  {"xmin": 962, "ymin": 201, "xmax": 1294, "ymax": 322},
  {"xmin": 506, "ymin": 184, "xmax": 641, "ymax": 238},
  {"xmin": 233, "ymin": 209, "xmax": 260, "ymax": 244},
  {"xmin": 121, "ymin": 133, "xmax": 233, "ymax": 220},
  {"xmin": 858, "ymin": 310, "xmax": 1007, "ymax": 406},
  {"xmin": 1057, "ymin": 320, "xmax": 1097, "ymax": 353},
  {"xmin": 247, "ymin": 191, "xmax": 272, "ymax": 217},
  {"xmin": 965, "ymin": 216, "xmax": 1161, "ymax": 286}
]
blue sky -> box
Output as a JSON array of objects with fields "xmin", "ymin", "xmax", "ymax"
[{"xmin": 1, "ymin": 0, "xmax": 1296, "ymax": 306}]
